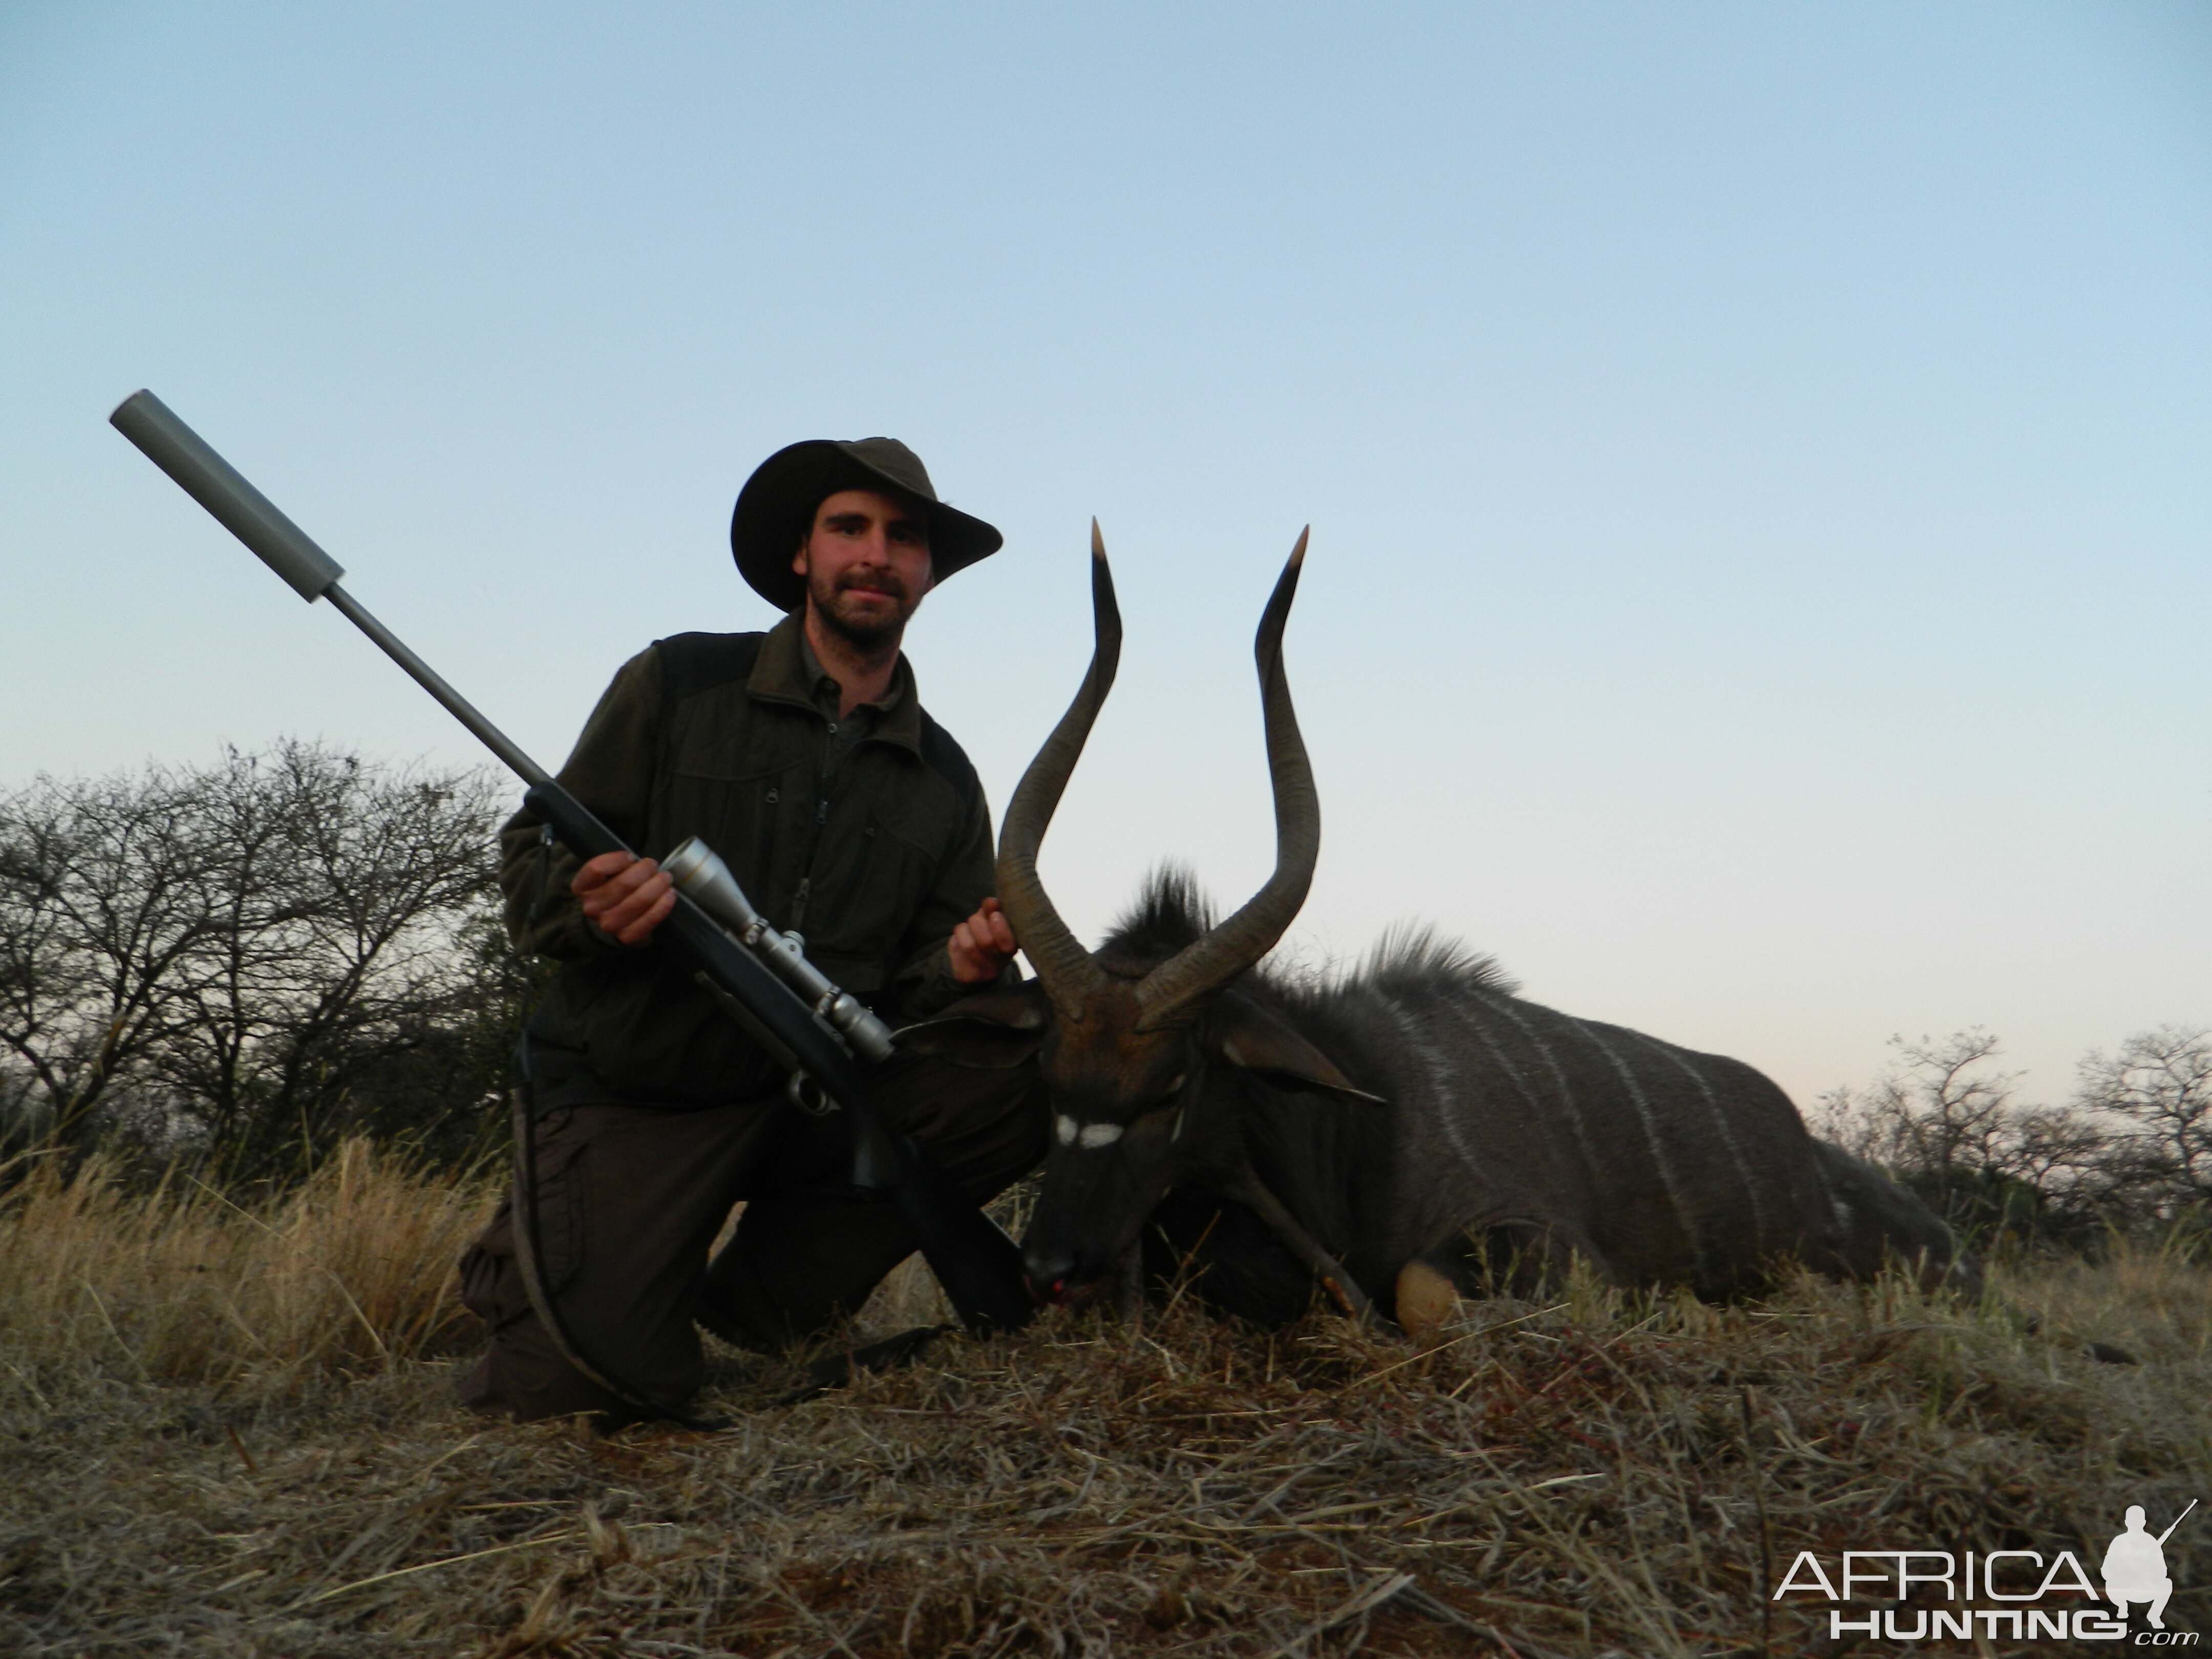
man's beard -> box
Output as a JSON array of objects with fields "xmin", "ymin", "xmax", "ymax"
[{"xmin": 810, "ymin": 567, "xmax": 920, "ymax": 651}]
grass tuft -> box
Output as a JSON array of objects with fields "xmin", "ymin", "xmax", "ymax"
[{"xmin": 0, "ymin": 1140, "xmax": 497, "ymax": 1395}]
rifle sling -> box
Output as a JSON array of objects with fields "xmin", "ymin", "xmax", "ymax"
[{"xmin": 506, "ymin": 1059, "xmax": 723, "ymax": 1431}]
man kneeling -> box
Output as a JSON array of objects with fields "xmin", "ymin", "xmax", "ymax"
[{"xmin": 456, "ymin": 437, "xmax": 1044, "ymax": 1426}]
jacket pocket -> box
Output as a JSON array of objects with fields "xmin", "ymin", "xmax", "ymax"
[
  {"xmin": 802, "ymin": 808, "xmax": 939, "ymax": 991},
  {"xmin": 660, "ymin": 759, "xmax": 803, "ymax": 916}
]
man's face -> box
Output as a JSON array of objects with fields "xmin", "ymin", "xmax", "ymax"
[{"xmin": 792, "ymin": 488, "xmax": 933, "ymax": 649}]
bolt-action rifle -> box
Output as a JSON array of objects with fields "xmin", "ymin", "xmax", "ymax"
[{"xmin": 110, "ymin": 390, "xmax": 1034, "ymax": 1423}]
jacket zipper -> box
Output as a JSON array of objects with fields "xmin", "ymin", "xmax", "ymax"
[{"xmin": 788, "ymin": 754, "xmax": 836, "ymax": 932}]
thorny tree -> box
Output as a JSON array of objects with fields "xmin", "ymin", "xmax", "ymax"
[{"xmin": 0, "ymin": 741, "xmax": 521, "ymax": 1179}]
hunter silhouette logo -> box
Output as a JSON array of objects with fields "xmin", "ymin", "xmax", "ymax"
[
  {"xmin": 1775, "ymin": 1498, "xmax": 2199, "ymax": 1643},
  {"xmin": 2105, "ymin": 1501, "xmax": 2195, "ymax": 1632}
]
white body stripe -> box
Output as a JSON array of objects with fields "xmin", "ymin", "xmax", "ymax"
[
  {"xmin": 1473, "ymin": 993, "xmax": 1606, "ymax": 1185},
  {"xmin": 1576, "ymin": 1022, "xmax": 1700, "ymax": 1263},
  {"xmin": 1631, "ymin": 1031, "xmax": 1771, "ymax": 1246},
  {"xmin": 1373, "ymin": 990, "xmax": 1483, "ymax": 1179}
]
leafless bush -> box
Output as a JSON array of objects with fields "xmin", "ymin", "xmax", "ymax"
[
  {"xmin": 1816, "ymin": 1029, "xmax": 2027, "ymax": 1174},
  {"xmin": 2076, "ymin": 1025, "xmax": 2212, "ymax": 1218},
  {"xmin": 0, "ymin": 741, "xmax": 523, "ymax": 1181},
  {"xmin": 1815, "ymin": 1026, "xmax": 2212, "ymax": 1256}
]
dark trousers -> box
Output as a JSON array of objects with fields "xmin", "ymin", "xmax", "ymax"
[{"xmin": 456, "ymin": 1049, "xmax": 1044, "ymax": 1423}]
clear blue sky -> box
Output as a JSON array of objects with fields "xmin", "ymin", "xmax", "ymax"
[{"xmin": 4, "ymin": 2, "xmax": 2207, "ymax": 1109}]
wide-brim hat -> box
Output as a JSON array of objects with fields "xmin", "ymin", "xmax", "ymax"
[{"xmin": 731, "ymin": 437, "xmax": 1004, "ymax": 613}]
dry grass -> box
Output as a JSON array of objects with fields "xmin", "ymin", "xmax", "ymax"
[
  {"xmin": 0, "ymin": 1140, "xmax": 496, "ymax": 1389},
  {"xmin": 2, "ymin": 1148, "xmax": 2206, "ymax": 1657}
]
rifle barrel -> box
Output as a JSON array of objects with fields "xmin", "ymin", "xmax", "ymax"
[
  {"xmin": 2157, "ymin": 1497, "xmax": 2197, "ymax": 1545},
  {"xmin": 323, "ymin": 584, "xmax": 550, "ymax": 787}
]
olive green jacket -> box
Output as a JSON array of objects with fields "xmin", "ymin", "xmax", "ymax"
[{"xmin": 499, "ymin": 614, "xmax": 997, "ymax": 1104}]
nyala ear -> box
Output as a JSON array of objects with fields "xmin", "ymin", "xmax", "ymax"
[
  {"xmin": 1211, "ymin": 993, "xmax": 1387, "ymax": 1105},
  {"xmin": 895, "ymin": 982, "xmax": 1052, "ymax": 1068}
]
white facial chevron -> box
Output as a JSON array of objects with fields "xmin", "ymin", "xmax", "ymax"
[{"xmin": 1054, "ymin": 1115, "xmax": 1124, "ymax": 1150}]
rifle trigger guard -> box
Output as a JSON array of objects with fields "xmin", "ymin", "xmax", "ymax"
[{"xmin": 786, "ymin": 1070, "xmax": 839, "ymax": 1117}]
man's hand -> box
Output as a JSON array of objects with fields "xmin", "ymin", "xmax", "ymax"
[
  {"xmin": 572, "ymin": 850, "xmax": 674, "ymax": 946},
  {"xmin": 948, "ymin": 896, "xmax": 1018, "ymax": 985}
]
